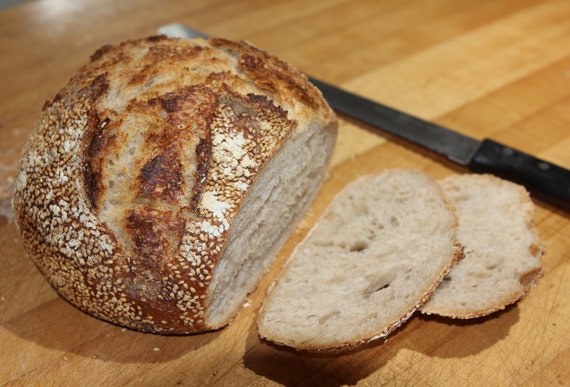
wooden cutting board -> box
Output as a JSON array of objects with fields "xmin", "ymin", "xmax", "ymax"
[{"xmin": 1, "ymin": 0, "xmax": 569, "ymax": 385}]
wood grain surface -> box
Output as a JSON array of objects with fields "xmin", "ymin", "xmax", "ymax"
[{"xmin": 1, "ymin": 0, "xmax": 569, "ymax": 385}]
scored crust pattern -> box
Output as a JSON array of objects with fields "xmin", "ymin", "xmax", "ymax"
[{"xmin": 13, "ymin": 36, "xmax": 333, "ymax": 333}]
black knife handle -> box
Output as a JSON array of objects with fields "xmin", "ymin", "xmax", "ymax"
[{"xmin": 469, "ymin": 139, "xmax": 570, "ymax": 212}]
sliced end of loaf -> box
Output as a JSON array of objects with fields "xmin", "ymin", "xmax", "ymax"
[
  {"xmin": 204, "ymin": 120, "xmax": 337, "ymax": 328},
  {"xmin": 420, "ymin": 174, "xmax": 545, "ymax": 319},
  {"xmin": 257, "ymin": 169, "xmax": 461, "ymax": 352}
]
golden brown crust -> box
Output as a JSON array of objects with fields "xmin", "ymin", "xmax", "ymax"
[
  {"xmin": 211, "ymin": 38, "xmax": 327, "ymax": 111},
  {"xmin": 13, "ymin": 36, "xmax": 336, "ymax": 334}
]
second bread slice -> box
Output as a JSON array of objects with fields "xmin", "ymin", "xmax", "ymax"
[
  {"xmin": 420, "ymin": 174, "xmax": 545, "ymax": 318},
  {"xmin": 257, "ymin": 169, "xmax": 462, "ymax": 352}
]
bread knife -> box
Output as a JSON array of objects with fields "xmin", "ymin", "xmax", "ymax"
[{"xmin": 158, "ymin": 23, "xmax": 570, "ymax": 213}]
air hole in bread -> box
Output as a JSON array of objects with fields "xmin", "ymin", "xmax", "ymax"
[
  {"xmin": 364, "ymin": 278, "xmax": 391, "ymax": 298},
  {"xmin": 390, "ymin": 216, "xmax": 399, "ymax": 227},
  {"xmin": 371, "ymin": 220, "xmax": 384, "ymax": 230},
  {"xmin": 349, "ymin": 240, "xmax": 369, "ymax": 253},
  {"xmin": 318, "ymin": 311, "xmax": 340, "ymax": 325},
  {"xmin": 437, "ymin": 275, "xmax": 452, "ymax": 290}
]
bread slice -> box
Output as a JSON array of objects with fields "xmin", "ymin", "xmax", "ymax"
[
  {"xmin": 257, "ymin": 169, "xmax": 462, "ymax": 351},
  {"xmin": 421, "ymin": 174, "xmax": 545, "ymax": 318}
]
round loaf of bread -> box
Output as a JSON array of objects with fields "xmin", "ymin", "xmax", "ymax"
[{"xmin": 12, "ymin": 36, "xmax": 337, "ymax": 334}]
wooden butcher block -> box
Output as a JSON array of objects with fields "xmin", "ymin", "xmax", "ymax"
[{"xmin": 0, "ymin": 0, "xmax": 568, "ymax": 385}]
